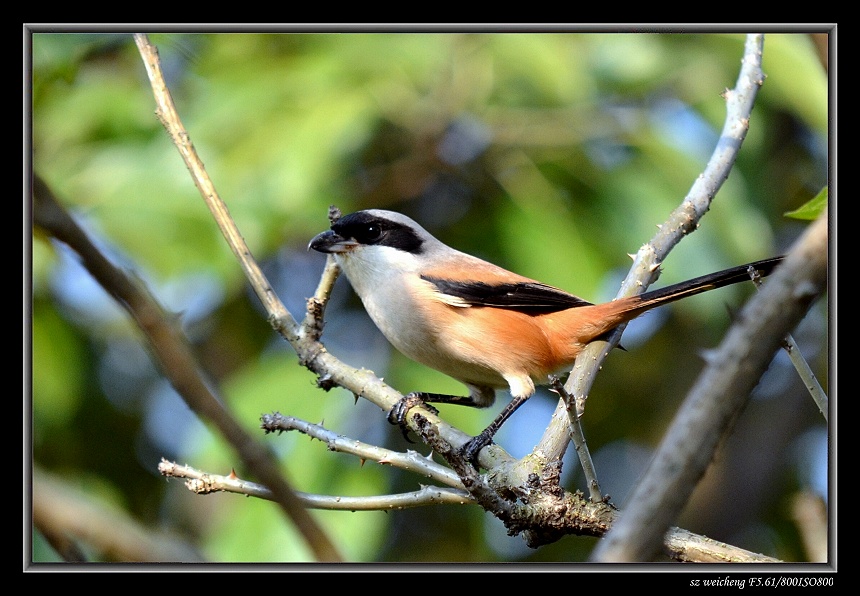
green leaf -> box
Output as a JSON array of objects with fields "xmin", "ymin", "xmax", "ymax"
[{"xmin": 785, "ymin": 187, "xmax": 828, "ymax": 220}]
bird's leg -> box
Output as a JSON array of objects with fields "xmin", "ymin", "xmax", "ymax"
[
  {"xmin": 459, "ymin": 394, "xmax": 531, "ymax": 467},
  {"xmin": 387, "ymin": 392, "xmax": 478, "ymax": 441},
  {"xmin": 387, "ymin": 386, "xmax": 495, "ymax": 441}
]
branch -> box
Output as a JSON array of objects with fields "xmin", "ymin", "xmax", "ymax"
[
  {"xmin": 665, "ymin": 528, "xmax": 781, "ymax": 564},
  {"xmin": 131, "ymin": 33, "xmax": 505, "ymax": 469},
  {"xmin": 411, "ymin": 413, "xmax": 779, "ymax": 561},
  {"xmin": 132, "ymin": 32, "xmax": 488, "ymax": 559},
  {"xmin": 33, "ymin": 466, "xmax": 203, "ymax": 562},
  {"xmin": 591, "ymin": 212, "xmax": 828, "ymax": 562},
  {"xmin": 132, "ymin": 34, "xmax": 297, "ymax": 341},
  {"xmin": 779, "ymin": 331, "xmax": 829, "ymax": 422},
  {"xmin": 260, "ymin": 413, "xmax": 464, "ymax": 488},
  {"xmin": 128, "ymin": 33, "xmax": 799, "ymax": 562},
  {"xmin": 32, "ymin": 174, "xmax": 341, "ymax": 563},
  {"xmin": 535, "ymin": 33, "xmax": 769, "ymax": 498},
  {"xmin": 131, "ymin": 32, "xmax": 505, "ymax": 484},
  {"xmin": 158, "ymin": 459, "xmax": 472, "ymax": 509}
]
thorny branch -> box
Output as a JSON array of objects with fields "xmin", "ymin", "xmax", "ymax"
[{"xmin": 121, "ymin": 33, "xmax": 825, "ymax": 563}]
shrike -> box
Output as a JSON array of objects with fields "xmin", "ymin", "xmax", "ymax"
[{"xmin": 310, "ymin": 209, "xmax": 781, "ymax": 465}]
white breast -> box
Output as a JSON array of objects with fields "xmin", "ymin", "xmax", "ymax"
[{"xmin": 335, "ymin": 246, "xmax": 435, "ymax": 355}]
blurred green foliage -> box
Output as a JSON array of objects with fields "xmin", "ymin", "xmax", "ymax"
[{"xmin": 30, "ymin": 32, "xmax": 828, "ymax": 564}]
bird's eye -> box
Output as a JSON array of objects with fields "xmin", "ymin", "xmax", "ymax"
[{"xmin": 358, "ymin": 223, "xmax": 383, "ymax": 243}]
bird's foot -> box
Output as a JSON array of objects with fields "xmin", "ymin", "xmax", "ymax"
[
  {"xmin": 458, "ymin": 432, "xmax": 493, "ymax": 469},
  {"xmin": 387, "ymin": 392, "xmax": 438, "ymax": 441}
]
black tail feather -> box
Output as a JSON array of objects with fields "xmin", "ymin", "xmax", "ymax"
[{"xmin": 631, "ymin": 256, "xmax": 783, "ymax": 311}]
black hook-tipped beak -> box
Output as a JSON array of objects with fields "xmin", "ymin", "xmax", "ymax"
[{"xmin": 308, "ymin": 230, "xmax": 356, "ymax": 254}]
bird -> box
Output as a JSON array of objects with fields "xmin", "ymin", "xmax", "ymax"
[{"xmin": 309, "ymin": 208, "xmax": 782, "ymax": 466}]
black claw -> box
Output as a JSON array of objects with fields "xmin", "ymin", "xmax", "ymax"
[
  {"xmin": 397, "ymin": 423, "xmax": 416, "ymax": 443},
  {"xmin": 459, "ymin": 433, "xmax": 492, "ymax": 468}
]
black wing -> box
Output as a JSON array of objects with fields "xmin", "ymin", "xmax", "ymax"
[{"xmin": 422, "ymin": 275, "xmax": 592, "ymax": 314}]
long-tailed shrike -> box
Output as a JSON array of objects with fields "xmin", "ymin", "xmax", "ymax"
[{"xmin": 309, "ymin": 209, "xmax": 781, "ymax": 465}]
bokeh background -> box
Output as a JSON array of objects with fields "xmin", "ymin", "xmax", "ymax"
[{"xmin": 30, "ymin": 31, "xmax": 829, "ymax": 563}]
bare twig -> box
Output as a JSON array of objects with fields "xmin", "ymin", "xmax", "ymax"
[
  {"xmin": 536, "ymin": 33, "xmax": 769, "ymax": 499},
  {"xmin": 782, "ymin": 332, "xmax": 829, "ymax": 421},
  {"xmin": 133, "ymin": 34, "xmax": 296, "ymax": 341},
  {"xmin": 33, "ymin": 173, "xmax": 341, "ymax": 562},
  {"xmin": 34, "ymin": 466, "xmax": 203, "ymax": 562},
  {"xmin": 591, "ymin": 212, "xmax": 828, "ymax": 562},
  {"xmin": 300, "ymin": 256, "xmax": 341, "ymax": 342},
  {"xmin": 665, "ymin": 527, "xmax": 780, "ymax": 564},
  {"xmin": 749, "ymin": 263, "xmax": 828, "ymax": 421},
  {"xmin": 410, "ymin": 413, "xmax": 779, "ymax": 561},
  {"xmin": 126, "ymin": 33, "xmax": 802, "ymax": 562},
  {"xmin": 158, "ymin": 459, "xmax": 472, "ymax": 509},
  {"xmin": 260, "ymin": 413, "xmax": 464, "ymax": 488},
  {"xmin": 548, "ymin": 377, "xmax": 601, "ymax": 499},
  {"xmin": 132, "ymin": 34, "xmax": 347, "ymax": 561},
  {"xmin": 130, "ymin": 33, "xmax": 474, "ymax": 462}
]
